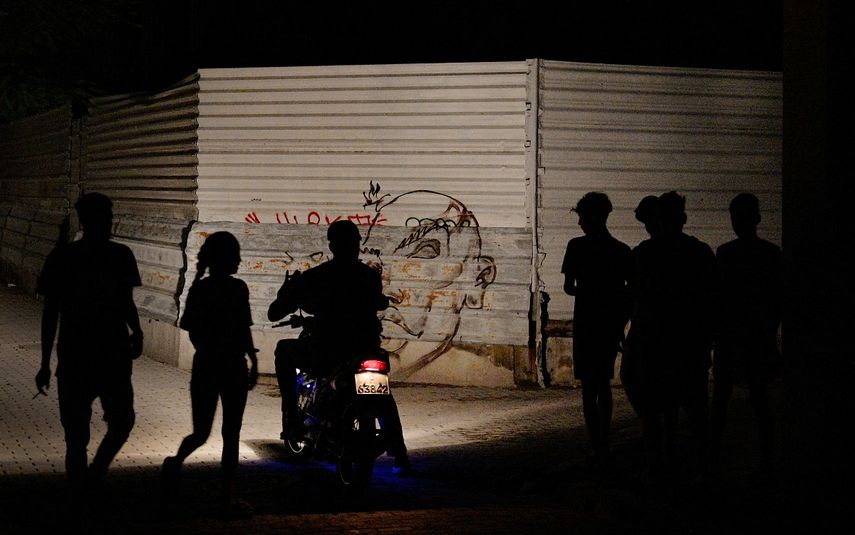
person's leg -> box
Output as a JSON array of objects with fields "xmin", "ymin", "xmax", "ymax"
[
  {"xmin": 597, "ymin": 377, "xmax": 614, "ymax": 455},
  {"xmin": 219, "ymin": 369, "xmax": 249, "ymax": 510},
  {"xmin": 662, "ymin": 402, "xmax": 680, "ymax": 477},
  {"xmin": 57, "ymin": 375, "xmax": 96, "ymax": 486},
  {"xmin": 274, "ymin": 339, "xmax": 304, "ymax": 438},
  {"xmin": 642, "ymin": 408, "xmax": 664, "ymax": 479},
  {"xmin": 684, "ymin": 368, "xmax": 711, "ymax": 479},
  {"xmin": 747, "ymin": 371, "xmax": 774, "ymax": 467},
  {"xmin": 710, "ymin": 356, "xmax": 734, "ymax": 463},
  {"xmin": 90, "ymin": 370, "xmax": 135, "ymax": 481},
  {"xmin": 174, "ymin": 372, "xmax": 219, "ymax": 462},
  {"xmin": 620, "ymin": 333, "xmax": 644, "ymax": 417},
  {"xmin": 581, "ymin": 379, "xmax": 602, "ymax": 455},
  {"xmin": 380, "ymin": 395, "xmax": 411, "ymax": 472}
]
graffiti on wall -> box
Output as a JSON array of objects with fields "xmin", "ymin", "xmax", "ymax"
[
  {"xmin": 244, "ymin": 210, "xmax": 385, "ymax": 226},
  {"xmin": 252, "ymin": 181, "xmax": 505, "ymax": 384},
  {"xmin": 359, "ymin": 181, "xmax": 497, "ymax": 380}
]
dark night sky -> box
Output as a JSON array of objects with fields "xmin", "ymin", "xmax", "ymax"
[
  {"xmin": 1, "ymin": 1, "xmax": 782, "ymax": 121},
  {"xmin": 141, "ymin": 1, "xmax": 784, "ymax": 88}
]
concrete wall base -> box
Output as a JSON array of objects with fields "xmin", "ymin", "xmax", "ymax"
[{"xmin": 139, "ymin": 317, "xmax": 181, "ymax": 368}]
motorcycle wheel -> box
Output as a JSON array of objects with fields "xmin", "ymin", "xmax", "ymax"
[{"xmin": 337, "ymin": 411, "xmax": 376, "ymax": 488}]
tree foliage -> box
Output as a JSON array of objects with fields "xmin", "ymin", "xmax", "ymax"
[{"xmin": 0, "ymin": 0, "xmax": 142, "ymax": 123}]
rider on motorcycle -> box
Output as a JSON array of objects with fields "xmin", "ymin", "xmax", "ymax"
[{"xmin": 268, "ymin": 220, "xmax": 411, "ymax": 472}]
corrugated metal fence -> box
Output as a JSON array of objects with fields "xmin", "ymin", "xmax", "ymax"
[
  {"xmin": 196, "ymin": 62, "xmax": 531, "ymax": 228},
  {"xmin": 81, "ymin": 75, "xmax": 200, "ymax": 323},
  {"xmin": 0, "ymin": 106, "xmax": 77, "ymax": 291},
  {"xmin": 0, "ymin": 59, "xmax": 784, "ymax": 386},
  {"xmin": 537, "ymin": 60, "xmax": 782, "ymax": 321},
  {"xmin": 191, "ymin": 63, "xmax": 535, "ymax": 382}
]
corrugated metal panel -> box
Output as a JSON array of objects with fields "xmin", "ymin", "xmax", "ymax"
[
  {"xmin": 181, "ymin": 219, "xmax": 531, "ymax": 371},
  {"xmin": 0, "ymin": 106, "xmax": 75, "ymax": 290},
  {"xmin": 82, "ymin": 75, "xmax": 200, "ymax": 322},
  {"xmin": 196, "ymin": 62, "xmax": 530, "ymax": 228},
  {"xmin": 189, "ymin": 62, "xmax": 535, "ymax": 383},
  {"xmin": 537, "ymin": 61, "xmax": 782, "ymax": 320},
  {"xmin": 83, "ymin": 75, "xmax": 200, "ymax": 220}
]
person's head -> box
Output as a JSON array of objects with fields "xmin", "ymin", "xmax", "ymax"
[
  {"xmin": 728, "ymin": 192, "xmax": 761, "ymax": 239},
  {"xmin": 75, "ymin": 192, "xmax": 113, "ymax": 239},
  {"xmin": 634, "ymin": 195, "xmax": 660, "ymax": 238},
  {"xmin": 362, "ymin": 189, "xmax": 496, "ymax": 355},
  {"xmin": 328, "ymin": 220, "xmax": 362, "ymax": 260},
  {"xmin": 572, "ymin": 192, "xmax": 612, "ymax": 235},
  {"xmin": 195, "ymin": 231, "xmax": 241, "ymax": 282},
  {"xmin": 657, "ymin": 191, "xmax": 687, "ymax": 236}
]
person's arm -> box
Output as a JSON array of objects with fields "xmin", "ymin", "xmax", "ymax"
[
  {"xmin": 246, "ymin": 328, "xmax": 258, "ymax": 390},
  {"xmin": 240, "ymin": 281, "xmax": 258, "ymax": 389},
  {"xmin": 127, "ymin": 289, "xmax": 144, "ymax": 359},
  {"xmin": 372, "ymin": 270, "xmax": 389, "ymax": 311},
  {"xmin": 124, "ymin": 247, "xmax": 144, "ymax": 359},
  {"xmin": 562, "ymin": 242, "xmax": 578, "ymax": 296},
  {"xmin": 268, "ymin": 270, "xmax": 302, "ymax": 321},
  {"xmin": 36, "ymin": 295, "xmax": 59, "ymax": 390}
]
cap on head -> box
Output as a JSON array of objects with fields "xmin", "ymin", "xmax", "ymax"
[{"xmin": 572, "ymin": 192, "xmax": 612, "ymax": 226}]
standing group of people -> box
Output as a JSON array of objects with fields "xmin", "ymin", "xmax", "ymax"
[{"xmin": 562, "ymin": 190, "xmax": 781, "ymax": 480}]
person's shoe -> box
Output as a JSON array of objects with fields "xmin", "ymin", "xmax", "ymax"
[
  {"xmin": 161, "ymin": 456, "xmax": 182, "ymax": 489},
  {"xmin": 280, "ymin": 417, "xmax": 305, "ymax": 441},
  {"xmin": 85, "ymin": 464, "xmax": 106, "ymax": 496},
  {"xmin": 392, "ymin": 454, "xmax": 414, "ymax": 475}
]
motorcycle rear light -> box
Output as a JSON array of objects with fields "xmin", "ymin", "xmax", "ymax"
[{"xmin": 359, "ymin": 359, "xmax": 389, "ymax": 373}]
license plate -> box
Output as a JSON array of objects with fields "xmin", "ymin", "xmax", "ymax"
[{"xmin": 355, "ymin": 372, "xmax": 390, "ymax": 395}]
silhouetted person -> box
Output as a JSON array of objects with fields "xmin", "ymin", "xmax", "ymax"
[
  {"xmin": 634, "ymin": 191, "xmax": 715, "ymax": 481},
  {"xmin": 562, "ymin": 192, "xmax": 632, "ymax": 463},
  {"xmin": 268, "ymin": 220, "xmax": 410, "ymax": 472},
  {"xmin": 162, "ymin": 231, "xmax": 258, "ymax": 517},
  {"xmin": 711, "ymin": 193, "xmax": 782, "ymax": 468},
  {"xmin": 36, "ymin": 193, "xmax": 143, "ymax": 501},
  {"xmin": 621, "ymin": 195, "xmax": 660, "ymax": 417}
]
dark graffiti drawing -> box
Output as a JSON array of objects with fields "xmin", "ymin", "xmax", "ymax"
[{"xmin": 360, "ymin": 182, "xmax": 497, "ymax": 380}]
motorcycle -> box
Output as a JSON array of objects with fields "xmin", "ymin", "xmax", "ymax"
[{"xmin": 272, "ymin": 313, "xmax": 394, "ymax": 488}]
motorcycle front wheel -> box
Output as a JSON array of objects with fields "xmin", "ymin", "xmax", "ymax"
[{"xmin": 337, "ymin": 408, "xmax": 376, "ymax": 488}]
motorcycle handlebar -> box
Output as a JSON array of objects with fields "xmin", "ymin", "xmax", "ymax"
[{"xmin": 270, "ymin": 314, "xmax": 308, "ymax": 329}]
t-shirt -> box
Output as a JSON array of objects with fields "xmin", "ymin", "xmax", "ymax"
[
  {"xmin": 561, "ymin": 232, "xmax": 633, "ymax": 342},
  {"xmin": 37, "ymin": 238, "xmax": 142, "ymax": 367},
  {"xmin": 272, "ymin": 258, "xmax": 388, "ymax": 353},
  {"xmin": 179, "ymin": 274, "xmax": 253, "ymax": 360},
  {"xmin": 634, "ymin": 233, "xmax": 716, "ymax": 368},
  {"xmin": 715, "ymin": 236, "xmax": 782, "ymax": 355}
]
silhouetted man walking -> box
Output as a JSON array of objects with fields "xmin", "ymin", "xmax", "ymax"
[
  {"xmin": 711, "ymin": 193, "xmax": 782, "ymax": 468},
  {"xmin": 36, "ymin": 192, "xmax": 143, "ymax": 495},
  {"xmin": 562, "ymin": 192, "xmax": 632, "ymax": 463}
]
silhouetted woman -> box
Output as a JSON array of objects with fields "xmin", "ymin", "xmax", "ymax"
[{"xmin": 162, "ymin": 231, "xmax": 258, "ymax": 516}]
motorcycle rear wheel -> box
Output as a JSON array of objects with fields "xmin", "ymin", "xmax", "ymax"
[{"xmin": 337, "ymin": 412, "xmax": 376, "ymax": 488}]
